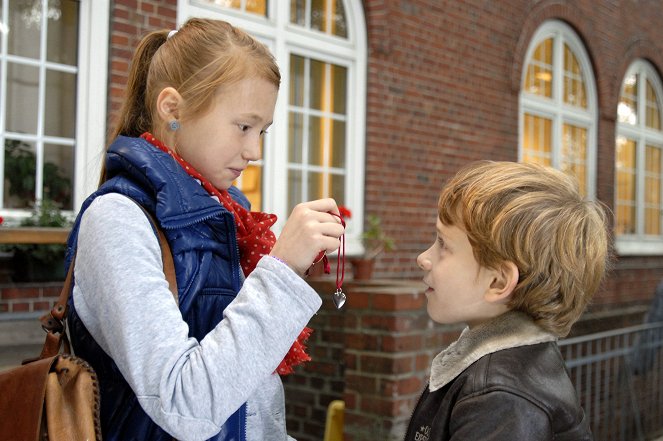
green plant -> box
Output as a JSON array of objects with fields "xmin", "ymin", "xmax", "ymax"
[
  {"xmin": 4, "ymin": 139, "xmax": 72, "ymax": 208},
  {"xmin": 361, "ymin": 214, "xmax": 395, "ymax": 260},
  {"xmin": 1, "ymin": 199, "xmax": 72, "ymax": 264}
]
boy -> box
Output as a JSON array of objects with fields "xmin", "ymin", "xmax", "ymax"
[{"xmin": 405, "ymin": 161, "xmax": 608, "ymax": 441}]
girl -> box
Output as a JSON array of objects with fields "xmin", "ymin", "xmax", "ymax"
[{"xmin": 66, "ymin": 18, "xmax": 344, "ymax": 441}]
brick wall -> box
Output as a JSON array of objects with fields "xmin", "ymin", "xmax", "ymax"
[
  {"xmin": 107, "ymin": 0, "xmax": 177, "ymax": 130},
  {"xmin": 0, "ymin": 283, "xmax": 61, "ymax": 314},
  {"xmin": 361, "ymin": 0, "xmax": 663, "ymax": 309}
]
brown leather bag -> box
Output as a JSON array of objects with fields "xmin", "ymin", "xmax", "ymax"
[{"xmin": 0, "ymin": 209, "xmax": 177, "ymax": 441}]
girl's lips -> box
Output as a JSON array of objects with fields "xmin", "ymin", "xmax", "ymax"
[{"xmin": 229, "ymin": 168, "xmax": 243, "ymax": 179}]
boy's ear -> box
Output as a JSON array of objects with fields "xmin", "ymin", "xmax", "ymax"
[
  {"xmin": 485, "ymin": 261, "xmax": 519, "ymax": 304},
  {"xmin": 156, "ymin": 87, "xmax": 182, "ymax": 122}
]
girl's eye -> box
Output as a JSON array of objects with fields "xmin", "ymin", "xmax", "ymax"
[
  {"xmin": 437, "ymin": 237, "xmax": 446, "ymax": 249},
  {"xmin": 260, "ymin": 129, "xmax": 269, "ymax": 136},
  {"xmin": 238, "ymin": 124, "xmax": 250, "ymax": 132}
]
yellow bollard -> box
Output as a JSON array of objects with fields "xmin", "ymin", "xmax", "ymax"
[{"xmin": 323, "ymin": 400, "xmax": 345, "ymax": 441}]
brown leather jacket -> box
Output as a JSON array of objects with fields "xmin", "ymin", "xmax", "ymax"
[{"xmin": 404, "ymin": 312, "xmax": 591, "ymax": 441}]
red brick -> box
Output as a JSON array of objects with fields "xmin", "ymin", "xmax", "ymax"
[
  {"xmin": 11, "ymin": 302, "xmax": 30, "ymax": 312},
  {"xmin": 372, "ymin": 292, "xmax": 425, "ymax": 311},
  {"xmin": 1, "ymin": 287, "xmax": 39, "ymax": 299}
]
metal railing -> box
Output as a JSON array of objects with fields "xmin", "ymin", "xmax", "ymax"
[{"xmin": 559, "ymin": 322, "xmax": 663, "ymax": 441}]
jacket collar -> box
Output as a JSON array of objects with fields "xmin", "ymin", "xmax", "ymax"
[
  {"xmin": 429, "ymin": 311, "xmax": 557, "ymax": 391},
  {"xmin": 105, "ymin": 136, "xmax": 234, "ymax": 229}
]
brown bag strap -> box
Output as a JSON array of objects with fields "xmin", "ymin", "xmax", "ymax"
[{"xmin": 38, "ymin": 203, "xmax": 178, "ymax": 360}]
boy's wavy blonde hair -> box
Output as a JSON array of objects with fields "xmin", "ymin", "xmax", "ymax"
[{"xmin": 438, "ymin": 161, "xmax": 609, "ymax": 337}]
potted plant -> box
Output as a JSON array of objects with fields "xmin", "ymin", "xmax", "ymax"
[
  {"xmin": 352, "ymin": 213, "xmax": 396, "ymax": 280},
  {"xmin": 1, "ymin": 199, "xmax": 72, "ymax": 282}
]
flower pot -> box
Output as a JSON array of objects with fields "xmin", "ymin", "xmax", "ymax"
[{"xmin": 351, "ymin": 258, "xmax": 375, "ymax": 280}]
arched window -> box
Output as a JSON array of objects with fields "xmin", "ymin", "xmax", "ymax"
[
  {"xmin": 519, "ymin": 20, "xmax": 597, "ymax": 198},
  {"xmin": 614, "ymin": 60, "xmax": 663, "ymax": 255},
  {"xmin": 181, "ymin": 1, "xmax": 367, "ymax": 253}
]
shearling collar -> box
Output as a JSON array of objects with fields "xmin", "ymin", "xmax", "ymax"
[{"xmin": 429, "ymin": 311, "xmax": 557, "ymax": 391}]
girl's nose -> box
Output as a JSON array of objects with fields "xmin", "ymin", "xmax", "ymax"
[{"xmin": 243, "ymin": 137, "xmax": 262, "ymax": 161}]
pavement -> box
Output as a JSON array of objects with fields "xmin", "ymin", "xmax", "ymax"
[{"xmin": 0, "ymin": 316, "xmax": 46, "ymax": 372}]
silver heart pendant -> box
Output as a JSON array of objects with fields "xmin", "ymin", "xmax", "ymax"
[{"xmin": 333, "ymin": 289, "xmax": 346, "ymax": 309}]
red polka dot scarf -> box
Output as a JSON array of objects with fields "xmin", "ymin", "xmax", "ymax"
[{"xmin": 141, "ymin": 132, "xmax": 312, "ymax": 375}]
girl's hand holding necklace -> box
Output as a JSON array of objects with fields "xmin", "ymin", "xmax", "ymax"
[{"xmin": 270, "ymin": 198, "xmax": 345, "ymax": 276}]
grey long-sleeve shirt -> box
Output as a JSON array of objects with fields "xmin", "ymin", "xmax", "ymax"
[{"xmin": 73, "ymin": 193, "xmax": 321, "ymax": 441}]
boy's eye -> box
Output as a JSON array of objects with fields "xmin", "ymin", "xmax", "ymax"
[
  {"xmin": 260, "ymin": 129, "xmax": 268, "ymax": 136},
  {"xmin": 437, "ymin": 237, "xmax": 446, "ymax": 249},
  {"xmin": 238, "ymin": 124, "xmax": 250, "ymax": 132}
]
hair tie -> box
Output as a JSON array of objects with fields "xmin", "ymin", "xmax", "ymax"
[{"xmin": 167, "ymin": 29, "xmax": 178, "ymax": 39}]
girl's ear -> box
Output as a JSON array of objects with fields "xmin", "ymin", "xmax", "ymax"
[
  {"xmin": 156, "ymin": 87, "xmax": 183, "ymax": 123},
  {"xmin": 485, "ymin": 261, "xmax": 519, "ymax": 304}
]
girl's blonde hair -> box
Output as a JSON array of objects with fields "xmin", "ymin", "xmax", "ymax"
[
  {"xmin": 102, "ymin": 18, "xmax": 280, "ymax": 183},
  {"xmin": 438, "ymin": 161, "xmax": 609, "ymax": 337}
]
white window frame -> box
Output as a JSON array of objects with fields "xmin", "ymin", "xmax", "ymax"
[
  {"xmin": 614, "ymin": 60, "xmax": 663, "ymax": 256},
  {"xmin": 519, "ymin": 19, "xmax": 598, "ymax": 199},
  {"xmin": 178, "ymin": 0, "xmax": 367, "ymax": 255},
  {"xmin": 0, "ymin": 0, "xmax": 109, "ymax": 220}
]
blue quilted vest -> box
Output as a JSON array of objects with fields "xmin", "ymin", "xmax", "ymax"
[{"xmin": 66, "ymin": 136, "xmax": 249, "ymax": 441}]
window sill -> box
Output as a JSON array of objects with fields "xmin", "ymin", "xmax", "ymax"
[
  {"xmin": 0, "ymin": 227, "xmax": 70, "ymax": 244},
  {"xmin": 614, "ymin": 236, "xmax": 663, "ymax": 256}
]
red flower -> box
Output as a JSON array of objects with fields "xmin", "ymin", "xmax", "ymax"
[
  {"xmin": 0, "ymin": 216, "xmax": 3, "ymax": 225},
  {"xmin": 338, "ymin": 206, "xmax": 352, "ymax": 220}
]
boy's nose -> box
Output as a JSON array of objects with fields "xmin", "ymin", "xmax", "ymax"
[{"xmin": 416, "ymin": 251, "xmax": 430, "ymax": 270}]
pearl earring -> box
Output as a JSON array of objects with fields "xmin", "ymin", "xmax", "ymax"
[{"xmin": 169, "ymin": 120, "xmax": 180, "ymax": 131}]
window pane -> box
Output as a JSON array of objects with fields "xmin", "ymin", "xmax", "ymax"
[
  {"xmin": 292, "ymin": 0, "xmax": 347, "ymax": 37},
  {"xmin": 308, "ymin": 170, "xmax": 323, "ymax": 200},
  {"xmin": 45, "ymin": 70, "xmax": 77, "ymax": 138},
  {"xmin": 331, "ymin": 118, "xmax": 346, "ymax": 168},
  {"xmin": 246, "ymin": 0, "xmax": 267, "ymax": 16},
  {"xmin": 43, "ymin": 143, "xmax": 73, "ymax": 209},
  {"xmin": 287, "ymin": 169, "xmax": 302, "ymax": 214},
  {"xmin": 331, "ymin": 63, "xmax": 347, "ymax": 115},
  {"xmin": 563, "ymin": 44, "xmax": 587, "ymax": 108},
  {"xmin": 6, "ymin": 63, "xmax": 39, "ymax": 134},
  {"xmin": 524, "ymin": 38, "xmax": 553, "ymax": 98},
  {"xmin": 310, "ymin": 59, "xmax": 325, "ymax": 111},
  {"xmin": 3, "ymin": 139, "xmax": 36, "ymax": 209},
  {"xmin": 615, "ymin": 136, "xmax": 636, "ymax": 235},
  {"xmin": 288, "ymin": 112, "xmax": 304, "ymax": 164},
  {"xmin": 646, "ymin": 79, "xmax": 661, "ymax": 130},
  {"xmin": 522, "ymin": 113, "xmax": 552, "ymax": 166},
  {"xmin": 8, "ymin": 1, "xmax": 41, "ymax": 59},
  {"xmin": 562, "ymin": 123, "xmax": 587, "ymax": 196},
  {"xmin": 289, "ymin": 55, "xmax": 305, "ymax": 107},
  {"xmin": 309, "ymin": 115, "xmax": 323, "ymax": 166},
  {"xmin": 195, "ymin": 0, "xmax": 267, "ymax": 17},
  {"xmin": 290, "ymin": 0, "xmax": 305, "ymax": 26},
  {"xmin": 330, "ymin": 172, "xmax": 345, "ymax": 206},
  {"xmin": 618, "ymin": 74, "xmax": 638, "ymax": 125},
  {"xmin": 47, "ymin": 0, "xmax": 79, "ymax": 65},
  {"xmin": 645, "ymin": 145, "xmax": 661, "ymax": 235}
]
